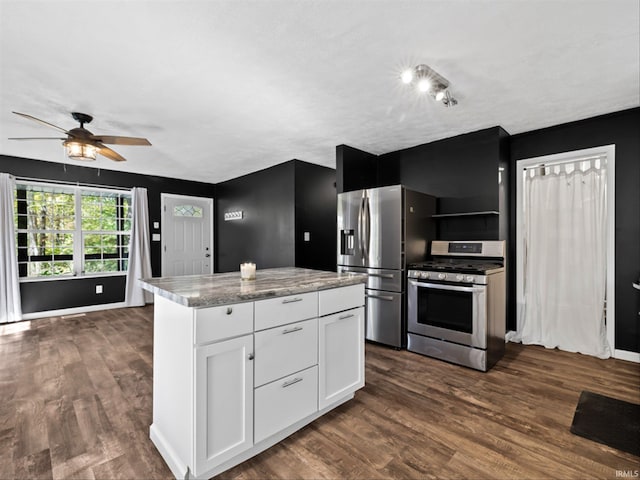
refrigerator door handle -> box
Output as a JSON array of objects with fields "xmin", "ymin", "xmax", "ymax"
[
  {"xmin": 364, "ymin": 195, "xmax": 371, "ymax": 260},
  {"xmin": 357, "ymin": 195, "xmax": 365, "ymax": 261}
]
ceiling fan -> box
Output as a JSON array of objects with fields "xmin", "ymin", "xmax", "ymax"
[{"xmin": 9, "ymin": 111, "xmax": 151, "ymax": 162}]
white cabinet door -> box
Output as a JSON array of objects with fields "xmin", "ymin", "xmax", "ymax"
[
  {"xmin": 194, "ymin": 335, "xmax": 253, "ymax": 476},
  {"xmin": 318, "ymin": 307, "xmax": 365, "ymax": 410}
]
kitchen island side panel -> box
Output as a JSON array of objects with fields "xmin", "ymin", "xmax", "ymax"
[{"xmin": 151, "ymin": 295, "xmax": 194, "ymax": 477}]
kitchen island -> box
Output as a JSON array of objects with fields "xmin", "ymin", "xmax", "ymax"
[{"xmin": 140, "ymin": 267, "xmax": 366, "ymax": 480}]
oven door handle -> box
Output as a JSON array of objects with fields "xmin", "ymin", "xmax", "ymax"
[{"xmin": 409, "ymin": 280, "xmax": 484, "ymax": 293}]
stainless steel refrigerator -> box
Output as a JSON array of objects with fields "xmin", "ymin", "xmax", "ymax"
[{"xmin": 337, "ymin": 185, "xmax": 436, "ymax": 348}]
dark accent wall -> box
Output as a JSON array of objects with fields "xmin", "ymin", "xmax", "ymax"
[
  {"xmin": 510, "ymin": 107, "xmax": 640, "ymax": 353},
  {"xmin": 294, "ymin": 161, "xmax": 337, "ymax": 272},
  {"xmin": 216, "ymin": 161, "xmax": 296, "ymax": 272},
  {"xmin": 0, "ymin": 155, "xmax": 215, "ymax": 313},
  {"xmin": 215, "ymin": 159, "xmax": 337, "ymax": 274},
  {"xmin": 382, "ymin": 127, "xmax": 510, "ymax": 242},
  {"xmin": 336, "ymin": 127, "xmax": 509, "ymax": 240},
  {"xmin": 336, "ymin": 145, "xmax": 378, "ymax": 193}
]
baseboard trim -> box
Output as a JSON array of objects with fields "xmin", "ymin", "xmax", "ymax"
[
  {"xmin": 21, "ymin": 302, "xmax": 129, "ymax": 320},
  {"xmin": 150, "ymin": 424, "xmax": 189, "ymax": 480},
  {"xmin": 614, "ymin": 349, "xmax": 640, "ymax": 363}
]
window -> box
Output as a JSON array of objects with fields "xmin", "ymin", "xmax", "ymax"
[
  {"xmin": 173, "ymin": 204, "xmax": 203, "ymax": 217},
  {"xmin": 15, "ymin": 182, "xmax": 132, "ymax": 279}
]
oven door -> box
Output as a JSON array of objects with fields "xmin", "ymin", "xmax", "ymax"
[{"xmin": 407, "ymin": 279, "xmax": 487, "ymax": 349}]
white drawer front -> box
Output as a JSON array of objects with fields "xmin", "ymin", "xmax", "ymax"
[
  {"xmin": 254, "ymin": 366, "xmax": 318, "ymax": 443},
  {"xmin": 318, "ymin": 284, "xmax": 365, "ymax": 317},
  {"xmin": 194, "ymin": 302, "xmax": 254, "ymax": 345},
  {"xmin": 254, "ymin": 318, "xmax": 318, "ymax": 387},
  {"xmin": 254, "ymin": 292, "xmax": 317, "ymax": 331}
]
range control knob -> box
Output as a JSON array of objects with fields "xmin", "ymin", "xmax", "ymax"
[
  {"xmin": 465, "ymin": 275, "xmax": 475, "ymax": 283},
  {"xmin": 455, "ymin": 274, "xmax": 464, "ymax": 282},
  {"xmin": 421, "ymin": 271, "xmax": 429, "ymax": 279},
  {"xmin": 437, "ymin": 273, "xmax": 446, "ymax": 280}
]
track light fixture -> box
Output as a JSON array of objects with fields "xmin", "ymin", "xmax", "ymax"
[{"xmin": 401, "ymin": 64, "xmax": 458, "ymax": 107}]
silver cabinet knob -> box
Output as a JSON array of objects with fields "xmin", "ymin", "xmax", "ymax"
[{"xmin": 248, "ymin": 353, "xmax": 254, "ymax": 360}]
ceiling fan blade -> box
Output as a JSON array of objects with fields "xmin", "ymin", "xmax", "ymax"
[
  {"xmin": 91, "ymin": 135, "xmax": 151, "ymax": 146},
  {"xmin": 8, "ymin": 137, "xmax": 66, "ymax": 140},
  {"xmin": 96, "ymin": 144, "xmax": 127, "ymax": 162},
  {"xmin": 12, "ymin": 111, "xmax": 69, "ymax": 134}
]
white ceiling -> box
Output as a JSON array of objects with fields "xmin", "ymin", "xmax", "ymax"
[{"xmin": 1, "ymin": 1, "xmax": 638, "ymax": 185}]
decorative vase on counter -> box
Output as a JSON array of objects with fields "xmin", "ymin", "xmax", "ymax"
[{"xmin": 240, "ymin": 262, "xmax": 256, "ymax": 281}]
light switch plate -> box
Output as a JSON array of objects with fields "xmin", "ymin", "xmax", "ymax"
[
  {"xmin": 304, "ymin": 232, "xmax": 310, "ymax": 241},
  {"xmin": 152, "ymin": 233, "xmax": 161, "ymax": 241}
]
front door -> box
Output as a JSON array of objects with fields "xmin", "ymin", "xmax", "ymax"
[{"xmin": 161, "ymin": 194, "xmax": 213, "ymax": 276}]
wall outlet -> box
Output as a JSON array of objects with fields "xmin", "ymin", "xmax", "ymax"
[
  {"xmin": 95, "ymin": 285, "xmax": 103, "ymax": 294},
  {"xmin": 153, "ymin": 221, "xmax": 160, "ymax": 229}
]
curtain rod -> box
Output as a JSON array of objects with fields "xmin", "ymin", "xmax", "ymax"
[
  {"xmin": 523, "ymin": 154, "xmax": 606, "ymax": 171},
  {"xmin": 13, "ymin": 175, "xmax": 132, "ymax": 192}
]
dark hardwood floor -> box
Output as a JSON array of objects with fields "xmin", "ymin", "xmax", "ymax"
[{"xmin": 0, "ymin": 305, "xmax": 638, "ymax": 479}]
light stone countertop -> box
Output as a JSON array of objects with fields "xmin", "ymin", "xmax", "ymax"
[{"xmin": 139, "ymin": 267, "xmax": 366, "ymax": 308}]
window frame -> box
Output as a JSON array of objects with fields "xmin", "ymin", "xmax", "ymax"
[{"xmin": 15, "ymin": 181, "xmax": 132, "ymax": 282}]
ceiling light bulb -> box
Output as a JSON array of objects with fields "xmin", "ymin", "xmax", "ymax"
[
  {"xmin": 64, "ymin": 141, "xmax": 97, "ymax": 161},
  {"xmin": 401, "ymin": 69, "xmax": 413, "ymax": 84},
  {"xmin": 417, "ymin": 78, "xmax": 431, "ymax": 93},
  {"xmin": 435, "ymin": 90, "xmax": 445, "ymax": 101}
]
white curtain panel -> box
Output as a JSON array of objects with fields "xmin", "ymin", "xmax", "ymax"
[
  {"xmin": 516, "ymin": 163, "xmax": 609, "ymax": 358},
  {"xmin": 125, "ymin": 187, "xmax": 153, "ymax": 307},
  {"xmin": 0, "ymin": 173, "xmax": 22, "ymax": 323}
]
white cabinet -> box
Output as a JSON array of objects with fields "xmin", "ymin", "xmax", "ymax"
[
  {"xmin": 255, "ymin": 291, "xmax": 317, "ymax": 330},
  {"xmin": 195, "ymin": 302, "xmax": 253, "ymax": 344},
  {"xmin": 149, "ymin": 280, "xmax": 365, "ymax": 480},
  {"xmin": 254, "ymin": 317, "xmax": 318, "ymax": 387},
  {"xmin": 194, "ymin": 334, "xmax": 254, "ymax": 476},
  {"xmin": 318, "ymin": 306, "xmax": 365, "ymax": 409},
  {"xmin": 254, "ymin": 365, "xmax": 318, "ymax": 443}
]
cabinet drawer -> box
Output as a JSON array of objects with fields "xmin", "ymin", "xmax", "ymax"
[
  {"xmin": 319, "ymin": 284, "xmax": 365, "ymax": 317},
  {"xmin": 194, "ymin": 302, "xmax": 254, "ymax": 345},
  {"xmin": 254, "ymin": 292, "xmax": 317, "ymax": 331},
  {"xmin": 254, "ymin": 318, "xmax": 318, "ymax": 387},
  {"xmin": 254, "ymin": 366, "xmax": 318, "ymax": 444}
]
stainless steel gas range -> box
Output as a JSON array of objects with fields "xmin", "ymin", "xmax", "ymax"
[{"xmin": 407, "ymin": 240, "xmax": 506, "ymax": 371}]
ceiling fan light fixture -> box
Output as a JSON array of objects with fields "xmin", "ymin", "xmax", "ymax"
[{"xmin": 64, "ymin": 140, "xmax": 97, "ymax": 161}]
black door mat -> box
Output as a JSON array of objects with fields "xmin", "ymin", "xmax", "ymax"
[{"xmin": 570, "ymin": 390, "xmax": 640, "ymax": 457}]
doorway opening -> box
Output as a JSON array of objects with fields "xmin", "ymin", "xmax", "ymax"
[{"xmin": 513, "ymin": 145, "xmax": 615, "ymax": 358}]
